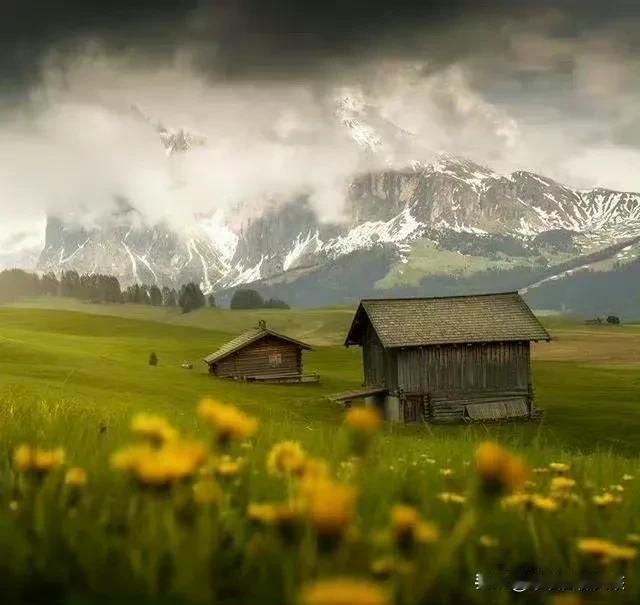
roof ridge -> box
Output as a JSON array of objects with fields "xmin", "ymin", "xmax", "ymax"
[{"xmin": 360, "ymin": 291, "xmax": 519, "ymax": 303}]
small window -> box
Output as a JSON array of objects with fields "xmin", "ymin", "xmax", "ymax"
[{"xmin": 268, "ymin": 352, "xmax": 282, "ymax": 367}]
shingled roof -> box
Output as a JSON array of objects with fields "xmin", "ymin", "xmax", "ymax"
[
  {"xmin": 345, "ymin": 292, "xmax": 550, "ymax": 348},
  {"xmin": 204, "ymin": 325, "xmax": 313, "ymax": 365}
]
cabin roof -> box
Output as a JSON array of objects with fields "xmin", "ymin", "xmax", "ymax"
[
  {"xmin": 204, "ymin": 326, "xmax": 313, "ymax": 365},
  {"xmin": 345, "ymin": 291, "xmax": 550, "ymax": 348}
]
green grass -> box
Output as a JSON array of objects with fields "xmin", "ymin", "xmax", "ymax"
[
  {"xmin": 0, "ymin": 302, "xmax": 639, "ymax": 603},
  {"xmin": 2, "ymin": 303, "xmax": 640, "ymax": 454}
]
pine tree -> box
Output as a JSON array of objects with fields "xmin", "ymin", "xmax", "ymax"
[
  {"xmin": 149, "ymin": 285, "xmax": 163, "ymax": 306},
  {"xmin": 162, "ymin": 287, "xmax": 178, "ymax": 307},
  {"xmin": 230, "ymin": 289, "xmax": 264, "ymax": 309},
  {"xmin": 178, "ymin": 282, "xmax": 205, "ymax": 313}
]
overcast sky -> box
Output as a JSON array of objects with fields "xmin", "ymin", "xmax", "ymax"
[{"xmin": 2, "ymin": 1, "xmax": 640, "ymax": 241}]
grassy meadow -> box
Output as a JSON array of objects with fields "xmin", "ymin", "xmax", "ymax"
[{"xmin": 0, "ymin": 298, "xmax": 639, "ymax": 604}]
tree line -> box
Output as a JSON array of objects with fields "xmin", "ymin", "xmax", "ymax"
[
  {"xmin": 229, "ymin": 289, "xmax": 290, "ymax": 309},
  {"xmin": 0, "ymin": 269, "xmax": 213, "ymax": 314}
]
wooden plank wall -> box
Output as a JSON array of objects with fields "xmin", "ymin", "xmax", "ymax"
[
  {"xmin": 213, "ymin": 337, "xmax": 302, "ymax": 378},
  {"xmin": 362, "ymin": 322, "xmax": 399, "ymax": 390},
  {"xmin": 397, "ymin": 341, "xmax": 531, "ymax": 423},
  {"xmin": 397, "ymin": 341, "xmax": 530, "ymax": 394},
  {"xmin": 362, "ymin": 323, "xmax": 386, "ymax": 387}
]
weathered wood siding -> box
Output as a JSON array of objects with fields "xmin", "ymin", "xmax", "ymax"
[
  {"xmin": 396, "ymin": 341, "xmax": 531, "ymax": 423},
  {"xmin": 212, "ymin": 336, "xmax": 302, "ymax": 378},
  {"xmin": 362, "ymin": 323, "xmax": 397, "ymax": 389},
  {"xmin": 397, "ymin": 341, "xmax": 530, "ymax": 394}
]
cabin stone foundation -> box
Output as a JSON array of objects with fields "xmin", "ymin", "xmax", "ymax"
[{"xmin": 365, "ymin": 393, "xmax": 401, "ymax": 423}]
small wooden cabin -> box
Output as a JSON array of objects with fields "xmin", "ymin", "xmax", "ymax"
[
  {"xmin": 344, "ymin": 292, "xmax": 550, "ymax": 423},
  {"xmin": 204, "ymin": 321, "xmax": 316, "ymax": 383}
]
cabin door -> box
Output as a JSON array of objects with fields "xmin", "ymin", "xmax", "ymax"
[{"xmin": 403, "ymin": 394, "xmax": 424, "ymax": 423}]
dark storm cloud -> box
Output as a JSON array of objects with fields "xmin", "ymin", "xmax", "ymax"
[{"xmin": 3, "ymin": 0, "xmax": 640, "ymax": 97}]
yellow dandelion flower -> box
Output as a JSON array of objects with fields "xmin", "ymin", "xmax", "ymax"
[
  {"xmin": 479, "ymin": 534, "xmax": 499, "ymax": 548},
  {"xmin": 112, "ymin": 440, "xmax": 206, "ymax": 487},
  {"xmin": 370, "ymin": 557, "xmax": 395, "ymax": 578},
  {"xmin": 550, "ymin": 477, "xmax": 576, "ymax": 492},
  {"xmin": 299, "ymin": 457, "xmax": 330, "ymax": 482},
  {"xmin": 608, "ymin": 544, "xmax": 637, "ymax": 561},
  {"xmin": 531, "ymin": 495, "xmax": 559, "ymax": 512},
  {"xmin": 501, "ymin": 493, "xmax": 534, "ymax": 511},
  {"xmin": 609, "ymin": 484, "xmax": 624, "ymax": 492},
  {"xmin": 13, "ymin": 444, "xmax": 65, "ymax": 473},
  {"xmin": 64, "ymin": 467, "xmax": 88, "ymax": 487},
  {"xmin": 475, "ymin": 442, "xmax": 528, "ymax": 495},
  {"xmin": 390, "ymin": 504, "xmax": 438, "ymax": 549},
  {"xmin": 247, "ymin": 501, "xmax": 302, "ymax": 537},
  {"xmin": 415, "ymin": 521, "xmax": 439, "ymax": 544},
  {"xmin": 215, "ymin": 456, "xmax": 243, "ymax": 479},
  {"xmin": 193, "ymin": 479, "xmax": 221, "ymax": 505},
  {"xmin": 130, "ymin": 414, "xmax": 178, "ymax": 445},
  {"xmin": 111, "ymin": 444, "xmax": 154, "ymax": 471},
  {"xmin": 622, "ymin": 474, "xmax": 634, "ymax": 481},
  {"xmin": 439, "ymin": 468, "xmax": 454, "ymax": 477},
  {"xmin": 577, "ymin": 538, "xmax": 614, "ymax": 559},
  {"xmin": 299, "ymin": 478, "xmax": 357, "ymax": 540},
  {"xmin": 391, "ymin": 504, "xmax": 421, "ymax": 533},
  {"xmin": 248, "ymin": 503, "xmax": 279, "ymax": 524},
  {"xmin": 549, "ymin": 462, "xmax": 570, "ymax": 474},
  {"xmin": 13, "ymin": 444, "xmax": 32, "ymax": 471},
  {"xmin": 197, "ymin": 399, "xmax": 258, "ymax": 443},
  {"xmin": 299, "ymin": 577, "xmax": 390, "ymax": 605},
  {"xmin": 344, "ymin": 407, "xmax": 382, "ymax": 436},
  {"xmin": 267, "ymin": 441, "xmax": 307, "ymax": 476},
  {"xmin": 592, "ymin": 492, "xmax": 621, "ymax": 508},
  {"xmin": 437, "ymin": 492, "xmax": 467, "ymax": 504},
  {"xmin": 626, "ymin": 533, "xmax": 640, "ymax": 545}
]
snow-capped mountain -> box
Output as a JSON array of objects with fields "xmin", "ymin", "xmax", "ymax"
[
  {"xmin": 26, "ymin": 91, "xmax": 640, "ymax": 308},
  {"xmin": 38, "ymin": 205, "xmax": 235, "ymax": 290}
]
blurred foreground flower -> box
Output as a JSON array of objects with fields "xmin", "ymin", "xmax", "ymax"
[
  {"xmin": 247, "ymin": 501, "xmax": 302, "ymax": 541},
  {"xmin": 475, "ymin": 442, "xmax": 528, "ymax": 497},
  {"xmin": 299, "ymin": 577, "xmax": 389, "ymax": 605},
  {"xmin": 438, "ymin": 492, "xmax": 466, "ymax": 505},
  {"xmin": 549, "ymin": 462, "xmax": 570, "ymax": 474},
  {"xmin": 390, "ymin": 504, "xmax": 439, "ymax": 552},
  {"xmin": 193, "ymin": 479, "xmax": 221, "ymax": 505},
  {"xmin": 344, "ymin": 406, "xmax": 382, "ymax": 454},
  {"xmin": 267, "ymin": 441, "xmax": 307, "ymax": 476},
  {"xmin": 14, "ymin": 445, "xmax": 65, "ymax": 474},
  {"xmin": 550, "ymin": 477, "xmax": 576, "ymax": 492},
  {"xmin": 112, "ymin": 440, "xmax": 206, "ymax": 488},
  {"xmin": 198, "ymin": 399, "xmax": 258, "ymax": 445},
  {"xmin": 577, "ymin": 538, "xmax": 637, "ymax": 562},
  {"xmin": 64, "ymin": 467, "xmax": 88, "ymax": 487},
  {"xmin": 215, "ymin": 455, "xmax": 243, "ymax": 480},
  {"xmin": 299, "ymin": 478, "xmax": 357, "ymax": 547},
  {"xmin": 592, "ymin": 492, "xmax": 621, "ymax": 508},
  {"xmin": 131, "ymin": 414, "xmax": 178, "ymax": 446}
]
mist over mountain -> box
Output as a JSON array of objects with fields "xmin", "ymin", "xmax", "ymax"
[{"xmin": 19, "ymin": 89, "xmax": 639, "ymax": 318}]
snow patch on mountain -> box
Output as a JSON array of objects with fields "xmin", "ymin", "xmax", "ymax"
[
  {"xmin": 225, "ymin": 256, "xmax": 266, "ymax": 288},
  {"xmin": 283, "ymin": 231, "xmax": 323, "ymax": 271}
]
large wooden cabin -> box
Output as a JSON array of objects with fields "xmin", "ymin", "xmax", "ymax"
[
  {"xmin": 204, "ymin": 321, "xmax": 316, "ymax": 383},
  {"xmin": 344, "ymin": 292, "xmax": 550, "ymax": 423}
]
